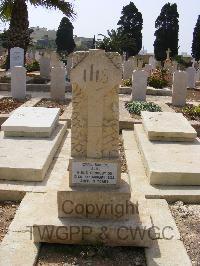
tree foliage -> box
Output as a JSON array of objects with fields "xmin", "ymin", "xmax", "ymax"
[
  {"xmin": 56, "ymin": 17, "xmax": 75, "ymax": 55},
  {"xmin": 192, "ymin": 16, "xmax": 200, "ymax": 61},
  {"xmin": 154, "ymin": 3, "xmax": 179, "ymax": 61},
  {"xmin": 97, "ymin": 1, "xmax": 142, "ymax": 57},
  {"xmin": 117, "ymin": 1, "xmax": 143, "ymax": 57}
]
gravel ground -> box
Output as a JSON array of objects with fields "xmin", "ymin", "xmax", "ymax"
[
  {"xmin": 119, "ymin": 136, "xmax": 127, "ymax": 173},
  {"xmin": 35, "ymin": 98, "xmax": 71, "ymax": 115},
  {"xmin": 0, "ymin": 201, "xmax": 19, "ymax": 242},
  {"xmin": 37, "ymin": 244, "xmax": 146, "ymax": 266},
  {"xmin": 0, "ymin": 97, "xmax": 28, "ymax": 114},
  {"xmin": 170, "ymin": 202, "xmax": 200, "ymax": 266}
]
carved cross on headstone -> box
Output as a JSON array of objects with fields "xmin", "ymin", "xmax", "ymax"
[{"xmin": 166, "ymin": 48, "xmax": 171, "ymax": 60}]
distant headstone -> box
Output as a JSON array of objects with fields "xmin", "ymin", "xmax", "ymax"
[
  {"xmin": 132, "ymin": 70, "xmax": 148, "ymax": 101},
  {"xmin": 123, "ymin": 58, "xmax": 134, "ymax": 80},
  {"xmin": 138, "ymin": 59, "xmax": 143, "ymax": 70},
  {"xmin": 186, "ymin": 67, "xmax": 196, "ymax": 88},
  {"xmin": 70, "ymin": 49, "xmax": 122, "ymax": 187},
  {"xmin": 149, "ymin": 56, "xmax": 156, "ymax": 69},
  {"xmin": 11, "ymin": 66, "xmax": 26, "ymax": 100},
  {"xmin": 51, "ymin": 66, "xmax": 66, "ymax": 100},
  {"xmin": 166, "ymin": 48, "xmax": 171, "ymax": 60},
  {"xmin": 40, "ymin": 56, "xmax": 50, "ymax": 78},
  {"xmin": 144, "ymin": 64, "xmax": 152, "ymax": 77},
  {"xmin": 10, "ymin": 47, "xmax": 24, "ymax": 69},
  {"xmin": 172, "ymin": 71, "xmax": 187, "ymax": 107}
]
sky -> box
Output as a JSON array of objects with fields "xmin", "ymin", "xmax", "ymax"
[{"xmin": 0, "ymin": 0, "xmax": 199, "ymax": 54}]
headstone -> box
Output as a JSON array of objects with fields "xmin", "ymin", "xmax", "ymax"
[
  {"xmin": 40, "ymin": 55, "xmax": 50, "ymax": 78},
  {"xmin": 70, "ymin": 49, "xmax": 122, "ymax": 187},
  {"xmin": 172, "ymin": 71, "xmax": 187, "ymax": 107},
  {"xmin": 191, "ymin": 58, "xmax": 196, "ymax": 68},
  {"xmin": 144, "ymin": 64, "xmax": 152, "ymax": 77},
  {"xmin": 2, "ymin": 107, "xmax": 59, "ymax": 138},
  {"xmin": 148, "ymin": 56, "xmax": 156, "ymax": 69},
  {"xmin": 123, "ymin": 57, "xmax": 136, "ymax": 80},
  {"xmin": 166, "ymin": 48, "xmax": 171, "ymax": 60},
  {"xmin": 186, "ymin": 67, "xmax": 196, "ymax": 88},
  {"xmin": 138, "ymin": 59, "xmax": 143, "ymax": 70},
  {"xmin": 50, "ymin": 51, "xmax": 64, "ymax": 68},
  {"xmin": 51, "ymin": 66, "xmax": 66, "ymax": 100},
  {"xmin": 132, "ymin": 70, "xmax": 148, "ymax": 101},
  {"xmin": 10, "ymin": 47, "xmax": 24, "ymax": 69},
  {"xmin": 35, "ymin": 51, "xmax": 41, "ymax": 61},
  {"xmin": 11, "ymin": 66, "xmax": 26, "ymax": 99},
  {"xmin": 172, "ymin": 61, "xmax": 178, "ymax": 72}
]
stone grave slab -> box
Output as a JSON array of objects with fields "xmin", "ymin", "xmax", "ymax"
[
  {"xmin": 2, "ymin": 107, "xmax": 60, "ymax": 137},
  {"xmin": 141, "ymin": 111, "xmax": 197, "ymax": 141},
  {"xmin": 134, "ymin": 124, "xmax": 200, "ymax": 185},
  {"xmin": 0, "ymin": 121, "xmax": 67, "ymax": 181}
]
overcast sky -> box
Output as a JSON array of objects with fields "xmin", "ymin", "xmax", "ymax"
[{"xmin": 0, "ymin": 0, "xmax": 199, "ymax": 54}]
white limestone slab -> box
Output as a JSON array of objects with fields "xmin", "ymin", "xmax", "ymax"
[
  {"xmin": 141, "ymin": 111, "xmax": 197, "ymax": 141},
  {"xmin": 134, "ymin": 124, "xmax": 200, "ymax": 185},
  {"xmin": 0, "ymin": 121, "xmax": 67, "ymax": 181},
  {"xmin": 2, "ymin": 107, "xmax": 60, "ymax": 137}
]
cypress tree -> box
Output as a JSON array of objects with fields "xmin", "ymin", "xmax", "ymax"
[
  {"xmin": 192, "ymin": 16, "xmax": 200, "ymax": 61},
  {"xmin": 117, "ymin": 1, "xmax": 143, "ymax": 57},
  {"xmin": 56, "ymin": 17, "xmax": 76, "ymax": 55},
  {"xmin": 154, "ymin": 3, "xmax": 179, "ymax": 61}
]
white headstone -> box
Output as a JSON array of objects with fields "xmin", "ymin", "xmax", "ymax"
[
  {"xmin": 172, "ymin": 71, "xmax": 187, "ymax": 107},
  {"xmin": 40, "ymin": 56, "xmax": 50, "ymax": 78},
  {"xmin": 51, "ymin": 66, "xmax": 66, "ymax": 100},
  {"xmin": 10, "ymin": 47, "xmax": 24, "ymax": 69},
  {"xmin": 166, "ymin": 48, "xmax": 171, "ymax": 60},
  {"xmin": 186, "ymin": 67, "xmax": 196, "ymax": 89},
  {"xmin": 11, "ymin": 66, "xmax": 26, "ymax": 100},
  {"xmin": 144, "ymin": 64, "xmax": 152, "ymax": 77},
  {"xmin": 132, "ymin": 70, "xmax": 148, "ymax": 101},
  {"xmin": 35, "ymin": 51, "xmax": 41, "ymax": 61},
  {"xmin": 149, "ymin": 56, "xmax": 156, "ymax": 69}
]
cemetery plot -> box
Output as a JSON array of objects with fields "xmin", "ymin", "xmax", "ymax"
[
  {"xmin": 170, "ymin": 202, "xmax": 200, "ymax": 266},
  {"xmin": 35, "ymin": 98, "xmax": 71, "ymax": 115},
  {"xmin": 0, "ymin": 201, "xmax": 19, "ymax": 242},
  {"xmin": 0, "ymin": 97, "xmax": 29, "ymax": 114},
  {"xmin": 37, "ymin": 244, "xmax": 146, "ymax": 266}
]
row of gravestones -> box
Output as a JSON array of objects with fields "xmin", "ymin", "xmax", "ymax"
[
  {"xmin": 132, "ymin": 69, "xmax": 194, "ymax": 107},
  {"xmin": 10, "ymin": 47, "xmax": 73, "ymax": 100}
]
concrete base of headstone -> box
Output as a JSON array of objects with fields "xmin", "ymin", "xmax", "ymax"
[
  {"xmin": 134, "ymin": 124, "xmax": 200, "ymax": 185},
  {"xmin": 33, "ymin": 192, "xmax": 152, "ymax": 247},
  {"xmin": 69, "ymin": 157, "xmax": 121, "ymax": 188},
  {"xmin": 0, "ymin": 121, "xmax": 67, "ymax": 181},
  {"xmin": 141, "ymin": 111, "xmax": 197, "ymax": 141},
  {"xmin": 2, "ymin": 107, "xmax": 60, "ymax": 138},
  {"xmin": 58, "ymin": 173, "xmax": 133, "ymax": 219}
]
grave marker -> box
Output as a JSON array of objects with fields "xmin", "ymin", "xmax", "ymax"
[
  {"xmin": 10, "ymin": 47, "xmax": 24, "ymax": 69},
  {"xmin": 172, "ymin": 71, "xmax": 187, "ymax": 106},
  {"xmin": 132, "ymin": 70, "xmax": 148, "ymax": 101},
  {"xmin": 70, "ymin": 49, "xmax": 122, "ymax": 187},
  {"xmin": 11, "ymin": 66, "xmax": 26, "ymax": 99}
]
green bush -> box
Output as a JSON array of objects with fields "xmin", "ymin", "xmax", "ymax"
[
  {"xmin": 0, "ymin": 76, "xmax": 11, "ymax": 83},
  {"xmin": 182, "ymin": 105, "xmax": 200, "ymax": 120},
  {"xmin": 25, "ymin": 60, "xmax": 40, "ymax": 73},
  {"xmin": 125, "ymin": 101, "xmax": 162, "ymax": 115},
  {"xmin": 123, "ymin": 78, "xmax": 132, "ymax": 87},
  {"xmin": 148, "ymin": 76, "xmax": 168, "ymax": 89}
]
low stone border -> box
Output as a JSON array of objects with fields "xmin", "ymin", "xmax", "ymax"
[
  {"xmin": 0, "ymin": 83, "xmax": 72, "ymax": 92},
  {"xmin": 119, "ymin": 86, "xmax": 172, "ymax": 96}
]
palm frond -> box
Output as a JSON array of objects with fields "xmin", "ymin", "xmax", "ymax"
[
  {"xmin": 0, "ymin": 0, "xmax": 14, "ymax": 21},
  {"xmin": 29, "ymin": 0, "xmax": 76, "ymax": 19}
]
